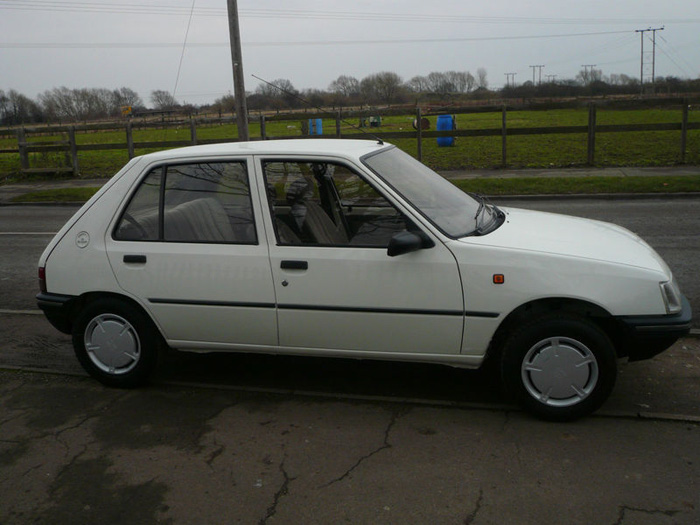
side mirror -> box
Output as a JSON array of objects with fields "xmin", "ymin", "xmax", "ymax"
[{"xmin": 387, "ymin": 231, "xmax": 434, "ymax": 257}]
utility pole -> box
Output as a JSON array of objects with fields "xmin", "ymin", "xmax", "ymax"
[
  {"xmin": 504, "ymin": 73, "xmax": 517, "ymax": 87},
  {"xmin": 529, "ymin": 65, "xmax": 545, "ymax": 85},
  {"xmin": 635, "ymin": 27, "xmax": 664, "ymax": 94},
  {"xmin": 545, "ymin": 74, "xmax": 557, "ymax": 83},
  {"xmin": 581, "ymin": 64, "xmax": 597, "ymax": 84},
  {"xmin": 227, "ymin": 0, "xmax": 249, "ymax": 141}
]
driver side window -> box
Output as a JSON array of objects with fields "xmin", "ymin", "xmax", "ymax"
[{"xmin": 263, "ymin": 160, "xmax": 408, "ymax": 247}]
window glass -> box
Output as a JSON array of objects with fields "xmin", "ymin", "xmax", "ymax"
[
  {"xmin": 263, "ymin": 161, "xmax": 407, "ymax": 247},
  {"xmin": 164, "ymin": 162, "xmax": 257, "ymax": 243},
  {"xmin": 114, "ymin": 168, "xmax": 162, "ymax": 241},
  {"xmin": 114, "ymin": 161, "xmax": 256, "ymax": 244},
  {"xmin": 363, "ymin": 147, "xmax": 480, "ymax": 238}
]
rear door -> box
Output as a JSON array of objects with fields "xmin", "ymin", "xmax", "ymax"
[
  {"xmin": 256, "ymin": 156, "xmax": 464, "ymax": 356},
  {"xmin": 105, "ymin": 158, "xmax": 278, "ymax": 350}
]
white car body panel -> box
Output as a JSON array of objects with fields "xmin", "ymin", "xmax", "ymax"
[{"xmin": 39, "ymin": 158, "xmax": 144, "ymax": 297}]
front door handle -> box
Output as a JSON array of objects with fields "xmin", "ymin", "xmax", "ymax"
[
  {"xmin": 280, "ymin": 260, "xmax": 308, "ymax": 270},
  {"xmin": 123, "ymin": 254, "xmax": 147, "ymax": 264}
]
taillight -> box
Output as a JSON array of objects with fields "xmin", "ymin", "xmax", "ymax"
[{"xmin": 38, "ymin": 266, "xmax": 47, "ymax": 294}]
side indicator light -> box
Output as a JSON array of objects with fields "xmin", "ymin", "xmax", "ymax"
[{"xmin": 493, "ymin": 274, "xmax": 505, "ymax": 285}]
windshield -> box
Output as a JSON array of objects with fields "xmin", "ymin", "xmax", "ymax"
[{"xmin": 363, "ymin": 146, "xmax": 498, "ymax": 238}]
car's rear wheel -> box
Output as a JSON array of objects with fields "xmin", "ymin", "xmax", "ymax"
[
  {"xmin": 501, "ymin": 314, "xmax": 617, "ymax": 421},
  {"xmin": 72, "ymin": 297, "xmax": 160, "ymax": 387}
]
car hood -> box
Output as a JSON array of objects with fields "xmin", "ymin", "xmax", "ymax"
[{"xmin": 456, "ymin": 206, "xmax": 670, "ymax": 275}]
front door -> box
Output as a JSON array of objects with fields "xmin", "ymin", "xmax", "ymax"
[{"xmin": 257, "ymin": 157, "xmax": 464, "ymax": 355}]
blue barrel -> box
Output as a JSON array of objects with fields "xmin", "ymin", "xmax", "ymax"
[
  {"xmin": 436, "ymin": 115, "xmax": 455, "ymax": 147},
  {"xmin": 309, "ymin": 118, "xmax": 323, "ymax": 135}
]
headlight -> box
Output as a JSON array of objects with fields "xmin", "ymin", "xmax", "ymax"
[{"xmin": 660, "ymin": 279, "xmax": 682, "ymax": 314}]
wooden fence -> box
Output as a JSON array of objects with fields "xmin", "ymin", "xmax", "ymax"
[{"xmin": 1, "ymin": 102, "xmax": 698, "ymax": 177}]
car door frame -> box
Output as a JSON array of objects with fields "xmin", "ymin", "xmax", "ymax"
[
  {"xmin": 104, "ymin": 154, "xmax": 280, "ymax": 352},
  {"xmin": 252, "ymin": 153, "xmax": 467, "ymax": 358}
]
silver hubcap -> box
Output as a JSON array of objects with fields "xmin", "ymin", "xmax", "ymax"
[
  {"xmin": 521, "ymin": 336, "xmax": 598, "ymax": 407},
  {"xmin": 84, "ymin": 313, "xmax": 141, "ymax": 375}
]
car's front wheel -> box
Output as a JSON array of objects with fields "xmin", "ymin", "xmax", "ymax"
[
  {"xmin": 72, "ymin": 297, "xmax": 160, "ymax": 387},
  {"xmin": 501, "ymin": 314, "xmax": 617, "ymax": 421}
]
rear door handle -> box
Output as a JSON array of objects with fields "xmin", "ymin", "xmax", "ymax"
[
  {"xmin": 280, "ymin": 260, "xmax": 308, "ymax": 270},
  {"xmin": 123, "ymin": 254, "xmax": 147, "ymax": 264}
]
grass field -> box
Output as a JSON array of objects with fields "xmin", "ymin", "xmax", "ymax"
[
  {"xmin": 1, "ymin": 107, "xmax": 699, "ymax": 179},
  {"xmin": 12, "ymin": 174, "xmax": 700, "ymax": 203}
]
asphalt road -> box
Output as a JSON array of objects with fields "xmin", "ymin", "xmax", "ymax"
[{"xmin": 1, "ymin": 199, "xmax": 699, "ymax": 524}]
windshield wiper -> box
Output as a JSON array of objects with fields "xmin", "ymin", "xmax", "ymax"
[{"xmin": 468, "ymin": 193, "xmax": 504, "ymax": 236}]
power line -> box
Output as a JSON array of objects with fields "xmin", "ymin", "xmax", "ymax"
[
  {"xmin": 171, "ymin": 0, "xmax": 196, "ymax": 103},
  {"xmin": 0, "ymin": 30, "xmax": 635, "ymax": 49},
  {"xmin": 1, "ymin": 1, "xmax": 698, "ymax": 25}
]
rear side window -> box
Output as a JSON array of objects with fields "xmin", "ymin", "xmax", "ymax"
[{"xmin": 114, "ymin": 161, "xmax": 257, "ymax": 244}]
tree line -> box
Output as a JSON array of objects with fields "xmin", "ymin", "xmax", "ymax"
[{"xmin": 2, "ymin": 68, "xmax": 699, "ymax": 126}]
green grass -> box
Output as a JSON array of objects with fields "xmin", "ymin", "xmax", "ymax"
[
  {"xmin": 451, "ymin": 175, "xmax": 700, "ymax": 195},
  {"xmin": 11, "ymin": 174, "xmax": 700, "ymax": 203},
  {"xmin": 1, "ymin": 107, "xmax": 699, "ymax": 177},
  {"xmin": 11, "ymin": 187, "xmax": 100, "ymax": 203}
]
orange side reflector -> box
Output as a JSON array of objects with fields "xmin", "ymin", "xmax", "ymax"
[{"xmin": 493, "ymin": 274, "xmax": 505, "ymax": 284}]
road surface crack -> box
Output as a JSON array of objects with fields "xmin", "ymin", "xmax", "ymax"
[
  {"xmin": 321, "ymin": 411, "xmax": 399, "ymax": 488},
  {"xmin": 259, "ymin": 457, "xmax": 295, "ymax": 525},
  {"xmin": 613, "ymin": 505, "xmax": 680, "ymax": 524},
  {"xmin": 464, "ymin": 488, "xmax": 484, "ymax": 524}
]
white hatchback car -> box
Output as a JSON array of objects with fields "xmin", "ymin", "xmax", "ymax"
[{"xmin": 37, "ymin": 139, "xmax": 691, "ymax": 420}]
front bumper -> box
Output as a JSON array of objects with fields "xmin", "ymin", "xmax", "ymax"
[
  {"xmin": 616, "ymin": 295, "xmax": 693, "ymax": 361},
  {"xmin": 36, "ymin": 292, "xmax": 76, "ymax": 334}
]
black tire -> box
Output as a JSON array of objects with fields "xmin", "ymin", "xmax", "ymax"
[
  {"xmin": 72, "ymin": 297, "xmax": 161, "ymax": 388},
  {"xmin": 500, "ymin": 314, "xmax": 617, "ymax": 421}
]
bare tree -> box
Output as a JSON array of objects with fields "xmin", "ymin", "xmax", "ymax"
[
  {"xmin": 150, "ymin": 90, "xmax": 178, "ymax": 110},
  {"xmin": 213, "ymin": 93, "xmax": 236, "ymax": 114},
  {"xmin": 577, "ymin": 68, "xmax": 602, "ymax": 85},
  {"xmin": 426, "ymin": 71, "xmax": 452, "ymax": 95},
  {"xmin": 3, "ymin": 89, "xmax": 42, "ymax": 124},
  {"xmin": 407, "ymin": 75, "xmax": 429, "ymax": 93},
  {"xmin": 112, "ymin": 87, "xmax": 143, "ymax": 113},
  {"xmin": 476, "ymin": 68, "xmax": 488, "ymax": 89},
  {"xmin": 360, "ymin": 72, "xmax": 404, "ymax": 103},
  {"xmin": 329, "ymin": 75, "xmax": 360, "ymax": 97},
  {"xmin": 0, "ymin": 90, "xmax": 9, "ymax": 124}
]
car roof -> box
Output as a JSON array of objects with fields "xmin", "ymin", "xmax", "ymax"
[{"xmin": 138, "ymin": 138, "xmax": 391, "ymax": 163}]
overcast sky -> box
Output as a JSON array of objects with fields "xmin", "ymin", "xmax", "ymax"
[{"xmin": 1, "ymin": 0, "xmax": 698, "ymax": 105}]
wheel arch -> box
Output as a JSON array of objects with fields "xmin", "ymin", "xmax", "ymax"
[
  {"xmin": 486, "ymin": 297, "xmax": 624, "ymax": 362},
  {"xmin": 65, "ymin": 291, "xmax": 165, "ymax": 340}
]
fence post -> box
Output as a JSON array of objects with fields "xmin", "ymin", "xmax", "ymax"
[
  {"xmin": 260, "ymin": 115, "xmax": 267, "ymax": 140},
  {"xmin": 501, "ymin": 105, "xmax": 507, "ymax": 167},
  {"xmin": 416, "ymin": 107, "xmax": 423, "ymax": 162},
  {"xmin": 68, "ymin": 126, "xmax": 79, "ymax": 177},
  {"xmin": 681, "ymin": 100, "xmax": 688, "ymax": 164},
  {"xmin": 126, "ymin": 122, "xmax": 135, "ymax": 159},
  {"xmin": 17, "ymin": 128, "xmax": 29, "ymax": 170},
  {"xmin": 190, "ymin": 119, "xmax": 198, "ymax": 145},
  {"xmin": 587, "ymin": 103, "xmax": 597, "ymax": 166},
  {"xmin": 336, "ymin": 111, "xmax": 341, "ymax": 138}
]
